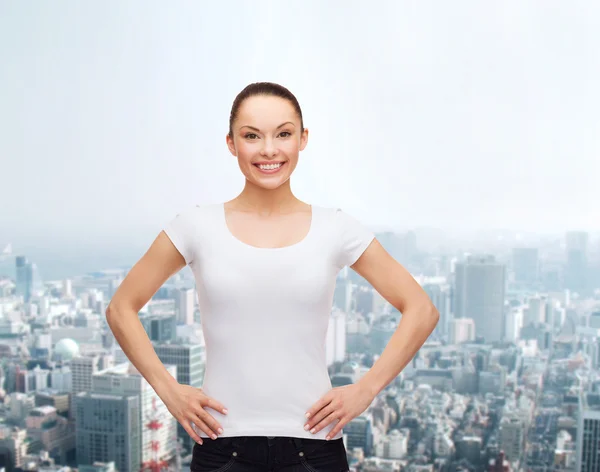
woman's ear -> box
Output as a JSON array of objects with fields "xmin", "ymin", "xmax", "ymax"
[
  {"xmin": 299, "ymin": 127, "xmax": 309, "ymax": 151},
  {"xmin": 225, "ymin": 134, "xmax": 237, "ymax": 156}
]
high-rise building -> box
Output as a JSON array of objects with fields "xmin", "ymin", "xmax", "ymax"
[
  {"xmin": 500, "ymin": 415, "xmax": 525, "ymax": 463},
  {"xmin": 589, "ymin": 311, "xmax": 600, "ymax": 330},
  {"xmin": 450, "ymin": 318, "xmax": 475, "ymax": 344},
  {"xmin": 344, "ymin": 415, "xmax": 373, "ymax": 457},
  {"xmin": 576, "ymin": 392, "xmax": 600, "ymax": 472},
  {"xmin": 326, "ymin": 308, "xmax": 347, "ymax": 366},
  {"xmin": 71, "ymin": 356, "xmax": 101, "ymax": 395},
  {"xmin": 523, "ymin": 295, "xmax": 546, "ymax": 327},
  {"xmin": 512, "ymin": 247, "xmax": 539, "ymax": 286},
  {"xmin": 15, "ymin": 256, "xmax": 33, "ymax": 302},
  {"xmin": 333, "ymin": 277, "xmax": 352, "ymax": 313},
  {"xmin": 504, "ymin": 308, "xmax": 522, "ymax": 343},
  {"xmin": 75, "ymin": 392, "xmax": 141, "ymax": 472},
  {"xmin": 565, "ymin": 231, "xmax": 588, "ymax": 293},
  {"xmin": 176, "ymin": 288, "xmax": 195, "ymax": 325},
  {"xmin": 140, "ymin": 314, "xmax": 176, "ymax": 343},
  {"xmin": 92, "ymin": 362, "xmax": 178, "ymax": 467},
  {"xmin": 454, "ymin": 255, "xmax": 506, "ymax": 343}
]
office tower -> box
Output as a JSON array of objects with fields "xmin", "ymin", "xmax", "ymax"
[
  {"xmin": 355, "ymin": 286, "xmax": 374, "ymax": 315},
  {"xmin": 450, "ymin": 318, "xmax": 475, "ymax": 344},
  {"xmin": 504, "ymin": 308, "xmax": 523, "ymax": 343},
  {"xmin": 512, "ymin": 247, "xmax": 539, "ymax": 286},
  {"xmin": 69, "ymin": 354, "xmax": 103, "ymax": 422},
  {"xmin": 25, "ymin": 405, "xmax": 73, "ymax": 463},
  {"xmin": 75, "ymin": 392, "xmax": 141, "ymax": 472},
  {"xmin": 576, "ymin": 392, "xmax": 600, "ymax": 472},
  {"xmin": 63, "ymin": 278, "xmax": 73, "ymax": 298},
  {"xmin": 71, "ymin": 355, "xmax": 101, "ymax": 395},
  {"xmin": 140, "ymin": 313, "xmax": 176, "ymax": 343},
  {"xmin": 500, "ymin": 416, "xmax": 525, "ymax": 463},
  {"xmin": 523, "ymin": 295, "xmax": 546, "ymax": 327},
  {"xmin": 565, "ymin": 231, "xmax": 588, "ymax": 293},
  {"xmin": 455, "ymin": 436, "xmax": 482, "ymax": 467},
  {"xmin": 333, "ymin": 277, "xmax": 351, "ymax": 313},
  {"xmin": 344, "ymin": 416, "xmax": 373, "ymax": 457},
  {"xmin": 589, "ymin": 311, "xmax": 600, "ymax": 330},
  {"xmin": 35, "ymin": 390, "xmax": 70, "ymax": 417},
  {"xmin": 15, "ymin": 256, "xmax": 33, "ymax": 302},
  {"xmin": 175, "ymin": 288, "xmax": 195, "ymax": 325},
  {"xmin": 326, "ymin": 308, "xmax": 347, "ymax": 366},
  {"xmin": 454, "ymin": 255, "xmax": 506, "ymax": 343},
  {"xmin": 92, "ymin": 363, "xmax": 178, "ymax": 467}
]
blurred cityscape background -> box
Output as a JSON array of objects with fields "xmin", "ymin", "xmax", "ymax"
[
  {"xmin": 1, "ymin": 228, "xmax": 600, "ymax": 471},
  {"xmin": 1, "ymin": 2, "xmax": 599, "ymax": 472}
]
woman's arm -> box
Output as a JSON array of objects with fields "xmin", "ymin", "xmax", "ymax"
[
  {"xmin": 303, "ymin": 238, "xmax": 439, "ymax": 439},
  {"xmin": 105, "ymin": 231, "xmax": 185, "ymax": 396},
  {"xmin": 352, "ymin": 238, "xmax": 440, "ymax": 396},
  {"xmin": 105, "ymin": 231, "xmax": 227, "ymax": 444}
]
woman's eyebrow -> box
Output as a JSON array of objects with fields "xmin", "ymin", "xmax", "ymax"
[{"xmin": 240, "ymin": 122, "xmax": 295, "ymax": 132}]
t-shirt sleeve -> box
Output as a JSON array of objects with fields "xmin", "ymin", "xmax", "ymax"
[
  {"xmin": 162, "ymin": 208, "xmax": 197, "ymax": 265},
  {"xmin": 334, "ymin": 208, "xmax": 375, "ymax": 268}
]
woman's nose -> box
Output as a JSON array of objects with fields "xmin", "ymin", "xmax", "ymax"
[{"xmin": 261, "ymin": 138, "xmax": 278, "ymax": 156}]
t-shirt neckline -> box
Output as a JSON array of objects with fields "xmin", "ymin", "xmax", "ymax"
[{"xmin": 220, "ymin": 202, "xmax": 316, "ymax": 251}]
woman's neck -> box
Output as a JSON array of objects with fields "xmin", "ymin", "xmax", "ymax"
[{"xmin": 228, "ymin": 180, "xmax": 306, "ymax": 215}]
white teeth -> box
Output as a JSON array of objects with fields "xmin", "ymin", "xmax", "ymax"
[{"xmin": 257, "ymin": 163, "xmax": 283, "ymax": 170}]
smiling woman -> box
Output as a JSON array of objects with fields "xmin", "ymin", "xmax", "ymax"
[
  {"xmin": 106, "ymin": 81, "xmax": 439, "ymax": 472},
  {"xmin": 225, "ymin": 89, "xmax": 308, "ymax": 193}
]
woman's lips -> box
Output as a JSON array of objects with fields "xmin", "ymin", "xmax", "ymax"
[{"xmin": 253, "ymin": 161, "xmax": 287, "ymax": 174}]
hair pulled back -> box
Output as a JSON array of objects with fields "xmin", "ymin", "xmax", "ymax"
[{"xmin": 228, "ymin": 82, "xmax": 304, "ymax": 138}]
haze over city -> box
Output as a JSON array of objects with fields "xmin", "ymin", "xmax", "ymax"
[
  {"xmin": 2, "ymin": 1, "xmax": 598, "ymax": 258},
  {"xmin": 2, "ymin": 3, "xmax": 600, "ymax": 471}
]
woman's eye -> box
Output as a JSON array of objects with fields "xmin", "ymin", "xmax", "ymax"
[
  {"xmin": 245, "ymin": 133, "xmax": 258, "ymax": 139},
  {"xmin": 279, "ymin": 131, "xmax": 291, "ymax": 138}
]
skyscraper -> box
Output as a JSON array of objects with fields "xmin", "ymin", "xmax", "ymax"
[
  {"xmin": 75, "ymin": 392, "xmax": 141, "ymax": 472},
  {"xmin": 576, "ymin": 392, "xmax": 600, "ymax": 472},
  {"xmin": 512, "ymin": 247, "xmax": 539, "ymax": 286},
  {"xmin": 454, "ymin": 255, "xmax": 506, "ymax": 343},
  {"xmin": 176, "ymin": 287, "xmax": 195, "ymax": 325},
  {"xmin": 15, "ymin": 255, "xmax": 33, "ymax": 302},
  {"xmin": 449, "ymin": 318, "xmax": 475, "ymax": 344},
  {"xmin": 565, "ymin": 231, "xmax": 588, "ymax": 293}
]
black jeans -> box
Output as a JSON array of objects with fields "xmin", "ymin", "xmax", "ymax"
[{"xmin": 190, "ymin": 435, "xmax": 349, "ymax": 472}]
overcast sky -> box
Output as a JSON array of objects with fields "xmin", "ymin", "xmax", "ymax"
[{"xmin": 1, "ymin": 1, "xmax": 599, "ymax": 251}]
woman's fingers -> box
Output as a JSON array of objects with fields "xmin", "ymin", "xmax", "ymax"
[
  {"xmin": 182, "ymin": 418, "xmax": 203, "ymax": 445},
  {"xmin": 305, "ymin": 404, "xmax": 336, "ymax": 432},
  {"xmin": 202, "ymin": 395, "xmax": 228, "ymax": 415},
  {"xmin": 197, "ymin": 410, "xmax": 224, "ymax": 438},
  {"xmin": 189, "ymin": 414, "xmax": 218, "ymax": 440},
  {"xmin": 196, "ymin": 394, "xmax": 228, "ymax": 437}
]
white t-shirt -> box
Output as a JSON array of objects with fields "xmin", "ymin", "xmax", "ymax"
[{"xmin": 162, "ymin": 202, "xmax": 374, "ymax": 439}]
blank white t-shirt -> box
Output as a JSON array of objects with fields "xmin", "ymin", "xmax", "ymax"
[{"xmin": 162, "ymin": 202, "xmax": 374, "ymax": 439}]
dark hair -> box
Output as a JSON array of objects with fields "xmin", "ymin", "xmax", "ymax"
[{"xmin": 228, "ymin": 82, "xmax": 304, "ymax": 138}]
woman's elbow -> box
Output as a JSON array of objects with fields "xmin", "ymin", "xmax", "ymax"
[{"xmin": 429, "ymin": 305, "xmax": 440, "ymax": 326}]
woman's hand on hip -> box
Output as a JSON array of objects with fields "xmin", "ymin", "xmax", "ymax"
[
  {"xmin": 160, "ymin": 383, "xmax": 228, "ymax": 445},
  {"xmin": 304, "ymin": 383, "xmax": 374, "ymax": 440}
]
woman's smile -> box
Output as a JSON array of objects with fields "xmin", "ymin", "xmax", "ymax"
[{"xmin": 253, "ymin": 161, "xmax": 287, "ymax": 174}]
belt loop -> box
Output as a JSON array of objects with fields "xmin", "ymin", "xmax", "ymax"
[{"xmin": 292, "ymin": 437, "xmax": 303, "ymax": 450}]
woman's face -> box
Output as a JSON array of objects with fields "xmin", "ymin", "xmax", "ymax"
[{"xmin": 226, "ymin": 95, "xmax": 308, "ymax": 190}]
